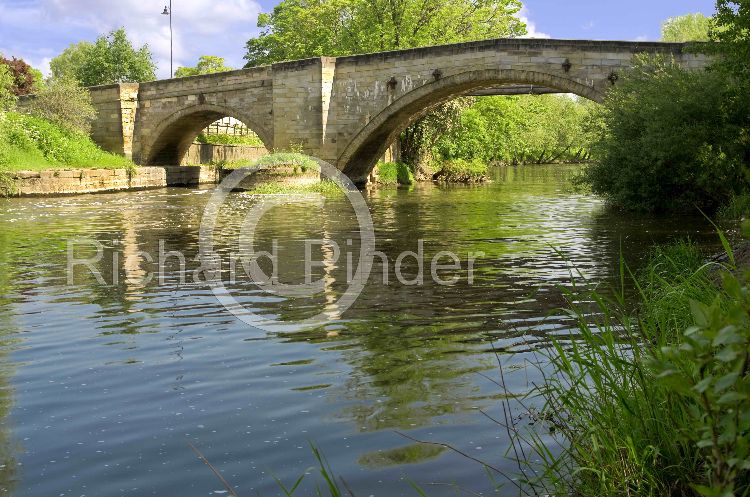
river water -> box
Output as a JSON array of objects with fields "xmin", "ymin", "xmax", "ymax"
[{"xmin": 0, "ymin": 165, "xmax": 719, "ymax": 496}]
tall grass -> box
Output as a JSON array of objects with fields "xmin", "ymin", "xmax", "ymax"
[
  {"xmin": 0, "ymin": 111, "xmax": 133, "ymax": 171},
  {"xmin": 515, "ymin": 238, "xmax": 750, "ymax": 497}
]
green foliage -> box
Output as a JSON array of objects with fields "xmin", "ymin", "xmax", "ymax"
[
  {"xmin": 256, "ymin": 152, "xmax": 320, "ymax": 172},
  {"xmin": 195, "ymin": 132, "xmax": 265, "ymax": 147},
  {"xmin": 0, "ymin": 65, "xmax": 16, "ymax": 112},
  {"xmin": 712, "ymin": 0, "xmax": 750, "ymax": 80},
  {"xmin": 435, "ymin": 95, "xmax": 597, "ymax": 165},
  {"xmin": 432, "ymin": 158, "xmax": 487, "ymax": 183},
  {"xmin": 661, "ymin": 13, "xmax": 713, "ymax": 42},
  {"xmin": 50, "ymin": 28, "xmax": 156, "ymax": 87},
  {"xmin": 24, "ymin": 77, "xmax": 96, "ymax": 134},
  {"xmin": 651, "ymin": 271, "xmax": 750, "ymax": 496},
  {"xmin": 0, "ymin": 111, "xmax": 132, "ymax": 171},
  {"xmin": 638, "ymin": 240, "xmax": 719, "ymax": 338},
  {"xmin": 400, "ymin": 98, "xmax": 474, "ymax": 172},
  {"xmin": 0, "ymin": 56, "xmax": 39, "ymax": 96},
  {"xmin": 244, "ymin": 0, "xmax": 526, "ymax": 66},
  {"xmin": 521, "ymin": 238, "xmax": 745, "ymax": 497},
  {"xmin": 216, "ymin": 152, "xmax": 319, "ymax": 172},
  {"xmin": 581, "ymin": 55, "xmax": 748, "ymax": 213},
  {"xmin": 376, "ymin": 162, "xmax": 414, "ymax": 185},
  {"xmin": 719, "ymin": 193, "xmax": 750, "ymax": 221},
  {"xmin": 175, "ymin": 56, "xmax": 234, "ymax": 78}
]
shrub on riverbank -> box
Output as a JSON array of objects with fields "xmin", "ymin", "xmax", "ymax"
[
  {"xmin": 522, "ymin": 239, "xmax": 750, "ymax": 497},
  {"xmin": 376, "ymin": 162, "xmax": 414, "ymax": 185},
  {"xmin": 580, "ymin": 55, "xmax": 749, "ymax": 214},
  {"xmin": 24, "ymin": 77, "xmax": 97, "ymax": 134},
  {"xmin": 432, "ymin": 158, "xmax": 488, "ymax": 183},
  {"xmin": 0, "ymin": 111, "xmax": 132, "ymax": 171}
]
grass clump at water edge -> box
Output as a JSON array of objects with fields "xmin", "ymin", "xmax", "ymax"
[{"xmin": 512, "ymin": 237, "xmax": 750, "ymax": 497}]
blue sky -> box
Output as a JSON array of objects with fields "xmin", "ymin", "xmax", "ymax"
[{"xmin": 0, "ymin": 0, "xmax": 717, "ymax": 79}]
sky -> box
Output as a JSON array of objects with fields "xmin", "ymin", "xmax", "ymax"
[{"xmin": 0, "ymin": 0, "xmax": 718, "ymax": 80}]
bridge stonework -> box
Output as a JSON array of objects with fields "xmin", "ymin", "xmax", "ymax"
[{"xmin": 86, "ymin": 39, "xmax": 709, "ymax": 184}]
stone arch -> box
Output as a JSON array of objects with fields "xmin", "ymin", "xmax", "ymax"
[
  {"xmin": 338, "ymin": 69, "xmax": 604, "ymax": 183},
  {"xmin": 139, "ymin": 103, "xmax": 273, "ymax": 165}
]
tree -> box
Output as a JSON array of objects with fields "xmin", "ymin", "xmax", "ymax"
[
  {"xmin": 712, "ymin": 0, "xmax": 750, "ymax": 78},
  {"xmin": 582, "ymin": 55, "xmax": 747, "ymax": 213},
  {"xmin": 175, "ymin": 56, "xmax": 234, "ymax": 78},
  {"xmin": 0, "ymin": 65, "xmax": 16, "ymax": 112},
  {"xmin": 25, "ymin": 77, "xmax": 97, "ymax": 134},
  {"xmin": 434, "ymin": 95, "xmax": 596, "ymax": 165},
  {"xmin": 0, "ymin": 56, "xmax": 39, "ymax": 96},
  {"xmin": 245, "ymin": 0, "xmax": 526, "ymax": 66},
  {"xmin": 661, "ymin": 13, "xmax": 713, "ymax": 42},
  {"xmin": 50, "ymin": 28, "xmax": 156, "ymax": 87}
]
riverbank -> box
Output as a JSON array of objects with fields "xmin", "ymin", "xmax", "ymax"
[
  {"xmin": 2, "ymin": 165, "xmax": 218, "ymax": 196},
  {"xmin": 523, "ymin": 236, "xmax": 750, "ymax": 496}
]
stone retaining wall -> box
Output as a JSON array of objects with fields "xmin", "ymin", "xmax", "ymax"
[
  {"xmin": 182, "ymin": 143, "xmax": 268, "ymax": 165},
  {"xmin": 6, "ymin": 166, "xmax": 218, "ymax": 197}
]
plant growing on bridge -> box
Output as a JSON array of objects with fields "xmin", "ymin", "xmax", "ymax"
[{"xmin": 50, "ymin": 28, "xmax": 156, "ymax": 87}]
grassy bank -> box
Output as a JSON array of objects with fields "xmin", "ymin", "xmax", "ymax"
[
  {"xmin": 215, "ymin": 152, "xmax": 319, "ymax": 173},
  {"xmin": 0, "ymin": 112, "xmax": 133, "ymax": 171},
  {"xmin": 519, "ymin": 238, "xmax": 750, "ymax": 497}
]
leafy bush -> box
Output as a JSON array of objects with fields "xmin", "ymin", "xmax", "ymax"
[
  {"xmin": 24, "ymin": 77, "xmax": 97, "ymax": 134},
  {"xmin": 581, "ymin": 55, "xmax": 749, "ymax": 213},
  {"xmin": 651, "ymin": 271, "xmax": 750, "ymax": 496},
  {"xmin": 376, "ymin": 162, "xmax": 413, "ymax": 185},
  {"xmin": 0, "ymin": 112, "xmax": 132, "ymax": 171}
]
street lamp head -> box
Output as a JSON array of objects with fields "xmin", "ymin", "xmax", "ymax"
[{"xmin": 162, "ymin": 6, "xmax": 170, "ymax": 15}]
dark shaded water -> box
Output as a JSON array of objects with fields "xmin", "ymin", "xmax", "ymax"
[{"xmin": 0, "ymin": 165, "xmax": 719, "ymax": 496}]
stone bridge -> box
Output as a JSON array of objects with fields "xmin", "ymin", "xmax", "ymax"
[{"xmin": 85, "ymin": 38, "xmax": 709, "ymax": 185}]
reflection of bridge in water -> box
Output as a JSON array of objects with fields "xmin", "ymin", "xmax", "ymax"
[{"xmin": 47, "ymin": 38, "xmax": 708, "ymax": 185}]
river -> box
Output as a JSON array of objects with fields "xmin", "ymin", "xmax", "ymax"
[{"xmin": 0, "ymin": 165, "xmax": 720, "ymax": 496}]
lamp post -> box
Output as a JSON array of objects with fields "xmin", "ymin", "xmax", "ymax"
[{"xmin": 162, "ymin": 1, "xmax": 173, "ymax": 78}]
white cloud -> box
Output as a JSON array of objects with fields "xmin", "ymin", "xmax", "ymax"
[
  {"xmin": 635, "ymin": 35, "xmax": 650, "ymax": 42},
  {"xmin": 1, "ymin": 0, "xmax": 264, "ymax": 78},
  {"xmin": 518, "ymin": 6, "xmax": 552, "ymax": 39}
]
